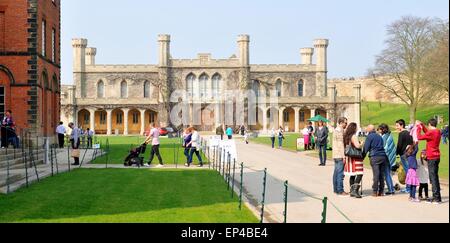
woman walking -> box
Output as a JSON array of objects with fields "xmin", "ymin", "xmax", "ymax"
[
  {"xmin": 269, "ymin": 128, "xmax": 276, "ymax": 149},
  {"xmin": 278, "ymin": 127, "xmax": 284, "ymax": 149},
  {"xmin": 343, "ymin": 123, "xmax": 364, "ymax": 198},
  {"xmin": 187, "ymin": 127, "xmax": 203, "ymax": 167},
  {"xmin": 379, "ymin": 124, "xmax": 396, "ymax": 195}
]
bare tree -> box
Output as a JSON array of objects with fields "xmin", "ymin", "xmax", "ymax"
[
  {"xmin": 369, "ymin": 16, "xmax": 443, "ymax": 123},
  {"xmin": 424, "ymin": 20, "xmax": 449, "ymax": 97}
]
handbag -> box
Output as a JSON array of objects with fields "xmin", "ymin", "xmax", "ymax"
[
  {"xmin": 71, "ymin": 149, "xmax": 80, "ymax": 158},
  {"xmin": 345, "ymin": 143, "xmax": 363, "ymax": 159}
]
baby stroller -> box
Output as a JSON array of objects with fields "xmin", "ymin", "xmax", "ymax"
[{"xmin": 124, "ymin": 143, "xmax": 147, "ymax": 167}]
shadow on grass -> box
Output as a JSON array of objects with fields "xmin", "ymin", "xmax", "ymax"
[{"xmin": 0, "ymin": 169, "xmax": 254, "ymax": 223}]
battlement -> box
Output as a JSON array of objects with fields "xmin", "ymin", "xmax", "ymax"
[
  {"xmin": 85, "ymin": 65, "xmax": 159, "ymax": 73},
  {"xmin": 314, "ymin": 39, "xmax": 329, "ymax": 48},
  {"xmin": 250, "ymin": 64, "xmax": 317, "ymax": 72},
  {"xmin": 72, "ymin": 38, "xmax": 88, "ymax": 48},
  {"xmin": 158, "ymin": 34, "xmax": 171, "ymax": 42}
]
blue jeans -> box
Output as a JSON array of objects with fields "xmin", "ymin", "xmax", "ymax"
[
  {"xmin": 333, "ymin": 159, "xmax": 345, "ymax": 194},
  {"xmin": 384, "ymin": 158, "xmax": 395, "ymax": 193},
  {"xmin": 270, "ymin": 137, "xmax": 275, "ymax": 148},
  {"xmin": 278, "ymin": 137, "xmax": 283, "ymax": 148},
  {"xmin": 318, "ymin": 144, "xmax": 327, "ymax": 165}
]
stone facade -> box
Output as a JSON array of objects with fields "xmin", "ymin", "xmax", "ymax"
[{"xmin": 61, "ymin": 34, "xmax": 361, "ymax": 135}]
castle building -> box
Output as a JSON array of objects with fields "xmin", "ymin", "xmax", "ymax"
[
  {"xmin": 0, "ymin": 0, "xmax": 61, "ymax": 137},
  {"xmin": 61, "ymin": 34, "xmax": 361, "ymax": 135}
]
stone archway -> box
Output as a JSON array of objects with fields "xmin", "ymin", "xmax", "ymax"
[
  {"xmin": 267, "ymin": 107, "xmax": 279, "ymax": 130},
  {"xmin": 283, "ymin": 107, "xmax": 296, "ymax": 132},
  {"xmin": 112, "ymin": 108, "xmax": 124, "ymax": 135},
  {"xmin": 94, "ymin": 110, "xmax": 107, "ymax": 135},
  {"xmin": 77, "ymin": 109, "xmax": 90, "ymax": 130},
  {"xmin": 128, "ymin": 109, "xmax": 141, "ymax": 135}
]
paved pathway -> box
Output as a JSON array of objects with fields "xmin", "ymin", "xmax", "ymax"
[{"xmin": 233, "ymin": 140, "xmax": 449, "ymax": 223}]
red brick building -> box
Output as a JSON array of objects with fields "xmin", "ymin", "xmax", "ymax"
[{"xmin": 0, "ymin": 0, "xmax": 60, "ymax": 137}]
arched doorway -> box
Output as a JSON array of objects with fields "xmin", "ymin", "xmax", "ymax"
[
  {"xmin": 77, "ymin": 109, "xmax": 90, "ymax": 130},
  {"xmin": 112, "ymin": 109, "xmax": 124, "ymax": 135},
  {"xmin": 144, "ymin": 110, "xmax": 158, "ymax": 131},
  {"xmin": 299, "ymin": 109, "xmax": 312, "ymax": 130},
  {"xmin": 283, "ymin": 108, "xmax": 295, "ymax": 132},
  {"xmin": 128, "ymin": 109, "xmax": 141, "ymax": 135},
  {"xmin": 95, "ymin": 110, "xmax": 107, "ymax": 134},
  {"xmin": 267, "ymin": 107, "xmax": 279, "ymax": 130},
  {"xmin": 0, "ymin": 66, "xmax": 13, "ymax": 121}
]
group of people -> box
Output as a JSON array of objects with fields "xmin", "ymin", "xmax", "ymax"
[
  {"xmin": 182, "ymin": 127, "xmax": 204, "ymax": 167},
  {"xmin": 56, "ymin": 122, "xmax": 95, "ymax": 149},
  {"xmin": 216, "ymin": 124, "xmax": 250, "ymax": 144},
  {"xmin": 332, "ymin": 117, "xmax": 442, "ymax": 204}
]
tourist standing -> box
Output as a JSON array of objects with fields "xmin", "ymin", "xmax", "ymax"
[
  {"xmin": 343, "ymin": 122, "xmax": 364, "ymax": 199},
  {"xmin": 395, "ymin": 119, "xmax": 413, "ymax": 193},
  {"xmin": 86, "ymin": 128, "xmax": 94, "ymax": 148},
  {"xmin": 405, "ymin": 145, "xmax": 420, "ymax": 202},
  {"xmin": 226, "ymin": 126, "xmax": 233, "ymax": 140},
  {"xmin": 379, "ymin": 124, "xmax": 396, "ymax": 195},
  {"xmin": 315, "ymin": 120, "xmax": 329, "ymax": 166},
  {"xmin": 417, "ymin": 119, "xmax": 442, "ymax": 204},
  {"xmin": 278, "ymin": 127, "xmax": 284, "ymax": 149},
  {"xmin": 145, "ymin": 123, "xmax": 164, "ymax": 167},
  {"xmin": 269, "ymin": 128, "xmax": 276, "ymax": 149},
  {"xmin": 187, "ymin": 127, "xmax": 203, "ymax": 167},
  {"xmin": 301, "ymin": 126, "xmax": 310, "ymax": 151},
  {"xmin": 68, "ymin": 122, "xmax": 80, "ymax": 166},
  {"xmin": 308, "ymin": 122, "xmax": 315, "ymax": 150},
  {"xmin": 441, "ymin": 125, "xmax": 448, "ymax": 145},
  {"xmin": 240, "ymin": 125, "xmax": 246, "ymax": 136},
  {"xmin": 332, "ymin": 117, "xmax": 348, "ymax": 196},
  {"xmin": 1, "ymin": 110, "xmax": 15, "ymax": 148},
  {"xmin": 363, "ymin": 125, "xmax": 388, "ymax": 197},
  {"xmin": 56, "ymin": 122, "xmax": 66, "ymax": 148},
  {"xmin": 418, "ymin": 149, "xmax": 430, "ymax": 201},
  {"xmin": 216, "ymin": 124, "xmax": 224, "ymax": 140}
]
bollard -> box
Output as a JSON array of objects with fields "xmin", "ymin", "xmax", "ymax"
[
  {"xmin": 54, "ymin": 145, "xmax": 59, "ymax": 174},
  {"xmin": 227, "ymin": 153, "xmax": 231, "ymax": 190},
  {"xmin": 321, "ymin": 197, "xmax": 328, "ymax": 224},
  {"xmin": 231, "ymin": 158, "xmax": 236, "ymax": 198},
  {"xmin": 67, "ymin": 145, "xmax": 71, "ymax": 172},
  {"xmin": 218, "ymin": 149, "xmax": 222, "ymax": 175},
  {"xmin": 50, "ymin": 144, "xmax": 54, "ymax": 176},
  {"xmin": 239, "ymin": 162, "xmax": 244, "ymax": 210},
  {"xmin": 6, "ymin": 159, "xmax": 10, "ymax": 194},
  {"xmin": 283, "ymin": 181, "xmax": 289, "ymax": 223},
  {"xmin": 260, "ymin": 168, "xmax": 267, "ymax": 224}
]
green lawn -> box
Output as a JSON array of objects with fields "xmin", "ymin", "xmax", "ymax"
[
  {"xmin": 250, "ymin": 133, "xmax": 449, "ymax": 178},
  {"xmin": 362, "ymin": 102, "xmax": 449, "ymax": 127},
  {"xmin": 90, "ymin": 136, "xmax": 207, "ymax": 165},
  {"xmin": 0, "ymin": 169, "xmax": 258, "ymax": 223}
]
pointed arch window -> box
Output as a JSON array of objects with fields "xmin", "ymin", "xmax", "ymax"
[
  {"xmin": 186, "ymin": 74, "xmax": 195, "ymax": 98},
  {"xmin": 212, "ymin": 74, "xmax": 221, "ymax": 97},
  {"xmin": 97, "ymin": 80, "xmax": 105, "ymax": 98},
  {"xmin": 120, "ymin": 81, "xmax": 128, "ymax": 98},
  {"xmin": 144, "ymin": 80, "xmax": 151, "ymax": 98},
  {"xmin": 276, "ymin": 79, "xmax": 282, "ymax": 97},
  {"xmin": 199, "ymin": 74, "xmax": 209, "ymax": 98},
  {"xmin": 298, "ymin": 80, "xmax": 304, "ymax": 97}
]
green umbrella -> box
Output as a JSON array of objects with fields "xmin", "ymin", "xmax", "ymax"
[{"xmin": 308, "ymin": 115, "xmax": 330, "ymax": 123}]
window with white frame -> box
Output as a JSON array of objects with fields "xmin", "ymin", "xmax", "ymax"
[
  {"xmin": 186, "ymin": 74, "xmax": 195, "ymax": 98},
  {"xmin": 212, "ymin": 74, "xmax": 221, "ymax": 97},
  {"xmin": 199, "ymin": 74, "xmax": 208, "ymax": 98},
  {"xmin": 41, "ymin": 20, "xmax": 46, "ymax": 56},
  {"xmin": 51, "ymin": 28, "xmax": 56, "ymax": 62}
]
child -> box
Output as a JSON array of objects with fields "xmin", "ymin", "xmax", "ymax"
[
  {"xmin": 417, "ymin": 149, "xmax": 430, "ymax": 201},
  {"xmin": 405, "ymin": 145, "xmax": 420, "ymax": 202},
  {"xmin": 244, "ymin": 130, "xmax": 249, "ymax": 144}
]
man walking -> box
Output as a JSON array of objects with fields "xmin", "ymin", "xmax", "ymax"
[
  {"xmin": 145, "ymin": 123, "xmax": 163, "ymax": 167},
  {"xmin": 332, "ymin": 117, "xmax": 348, "ymax": 196},
  {"xmin": 417, "ymin": 119, "xmax": 442, "ymax": 204},
  {"xmin": 56, "ymin": 122, "xmax": 66, "ymax": 148},
  {"xmin": 364, "ymin": 125, "xmax": 388, "ymax": 197},
  {"xmin": 395, "ymin": 119, "xmax": 413, "ymax": 193},
  {"xmin": 86, "ymin": 128, "xmax": 94, "ymax": 148},
  {"xmin": 68, "ymin": 122, "xmax": 80, "ymax": 166}
]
